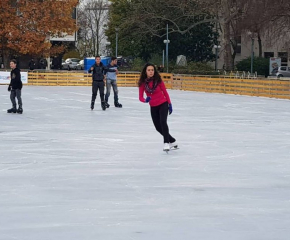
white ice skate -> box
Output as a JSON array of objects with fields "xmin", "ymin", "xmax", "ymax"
[
  {"xmin": 169, "ymin": 142, "xmax": 179, "ymax": 150},
  {"xmin": 163, "ymin": 143, "xmax": 170, "ymax": 152}
]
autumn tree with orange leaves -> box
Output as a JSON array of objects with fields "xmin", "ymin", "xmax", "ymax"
[{"xmin": 0, "ymin": 0, "xmax": 78, "ymax": 67}]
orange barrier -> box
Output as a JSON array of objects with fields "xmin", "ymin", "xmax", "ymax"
[{"xmin": 25, "ymin": 72, "xmax": 290, "ymax": 100}]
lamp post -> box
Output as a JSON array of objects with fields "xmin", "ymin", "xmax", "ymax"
[
  {"xmin": 105, "ymin": 42, "xmax": 111, "ymax": 56},
  {"xmin": 163, "ymin": 24, "xmax": 170, "ymax": 73},
  {"xmin": 131, "ymin": 40, "xmax": 135, "ymax": 58},
  {"xmin": 214, "ymin": 44, "xmax": 221, "ymax": 71},
  {"xmin": 115, "ymin": 27, "xmax": 119, "ymax": 57},
  {"xmin": 250, "ymin": 37, "xmax": 254, "ymax": 75},
  {"xmin": 162, "ymin": 50, "xmax": 165, "ymax": 68}
]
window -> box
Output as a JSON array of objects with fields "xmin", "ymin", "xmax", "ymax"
[
  {"xmin": 264, "ymin": 52, "xmax": 274, "ymax": 58},
  {"xmin": 280, "ymin": 67, "xmax": 287, "ymax": 71},
  {"xmin": 278, "ymin": 52, "xmax": 288, "ymax": 66}
]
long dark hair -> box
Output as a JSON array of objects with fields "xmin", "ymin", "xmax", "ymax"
[{"xmin": 138, "ymin": 63, "xmax": 162, "ymax": 87}]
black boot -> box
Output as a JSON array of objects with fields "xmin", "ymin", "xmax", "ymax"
[
  {"xmin": 101, "ymin": 101, "xmax": 106, "ymax": 111},
  {"xmin": 7, "ymin": 107, "xmax": 17, "ymax": 113},
  {"xmin": 91, "ymin": 101, "xmax": 94, "ymax": 110},
  {"xmin": 114, "ymin": 101, "xmax": 122, "ymax": 108},
  {"xmin": 105, "ymin": 102, "xmax": 110, "ymax": 108},
  {"xmin": 17, "ymin": 106, "xmax": 23, "ymax": 114}
]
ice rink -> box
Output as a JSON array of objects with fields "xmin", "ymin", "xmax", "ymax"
[{"xmin": 1, "ymin": 86, "xmax": 290, "ymax": 240}]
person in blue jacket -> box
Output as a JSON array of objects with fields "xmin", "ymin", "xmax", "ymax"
[{"xmin": 104, "ymin": 57, "xmax": 122, "ymax": 108}]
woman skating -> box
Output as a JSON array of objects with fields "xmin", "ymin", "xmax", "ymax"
[{"xmin": 138, "ymin": 63, "xmax": 177, "ymax": 151}]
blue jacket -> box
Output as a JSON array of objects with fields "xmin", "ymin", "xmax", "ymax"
[{"xmin": 106, "ymin": 64, "xmax": 118, "ymax": 81}]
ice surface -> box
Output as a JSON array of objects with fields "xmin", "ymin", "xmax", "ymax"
[{"xmin": 1, "ymin": 86, "xmax": 290, "ymax": 240}]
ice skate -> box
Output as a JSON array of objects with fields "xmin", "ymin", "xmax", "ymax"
[
  {"xmin": 7, "ymin": 107, "xmax": 17, "ymax": 113},
  {"xmin": 105, "ymin": 102, "xmax": 110, "ymax": 108},
  {"xmin": 91, "ymin": 101, "xmax": 94, "ymax": 110},
  {"xmin": 101, "ymin": 101, "xmax": 106, "ymax": 111},
  {"xmin": 114, "ymin": 101, "xmax": 122, "ymax": 108},
  {"xmin": 170, "ymin": 141, "xmax": 179, "ymax": 150},
  {"xmin": 17, "ymin": 107, "xmax": 23, "ymax": 114},
  {"xmin": 163, "ymin": 143, "xmax": 170, "ymax": 153}
]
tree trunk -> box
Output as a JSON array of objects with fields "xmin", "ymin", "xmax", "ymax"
[
  {"xmin": 3, "ymin": 49, "xmax": 11, "ymax": 69},
  {"xmin": 223, "ymin": 20, "xmax": 233, "ymax": 71},
  {"xmin": 232, "ymin": 51, "xmax": 236, "ymax": 71},
  {"xmin": 258, "ymin": 32, "xmax": 262, "ymax": 57},
  {"xmin": 220, "ymin": 0, "xmax": 234, "ymax": 71}
]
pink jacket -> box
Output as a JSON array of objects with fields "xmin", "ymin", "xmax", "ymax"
[{"xmin": 139, "ymin": 81, "xmax": 171, "ymax": 107}]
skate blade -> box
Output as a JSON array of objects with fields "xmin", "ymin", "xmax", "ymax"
[
  {"xmin": 170, "ymin": 147, "xmax": 179, "ymax": 150},
  {"xmin": 170, "ymin": 145, "xmax": 179, "ymax": 150}
]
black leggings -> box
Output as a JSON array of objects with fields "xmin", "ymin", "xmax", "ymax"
[{"xmin": 150, "ymin": 102, "xmax": 175, "ymax": 143}]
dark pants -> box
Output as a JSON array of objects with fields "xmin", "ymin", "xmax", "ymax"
[
  {"xmin": 105, "ymin": 79, "xmax": 118, "ymax": 102},
  {"xmin": 91, "ymin": 81, "xmax": 105, "ymax": 103},
  {"xmin": 150, "ymin": 102, "xmax": 175, "ymax": 143},
  {"xmin": 10, "ymin": 89, "xmax": 22, "ymax": 108}
]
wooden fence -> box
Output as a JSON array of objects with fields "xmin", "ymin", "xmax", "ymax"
[
  {"xmin": 27, "ymin": 71, "xmax": 173, "ymax": 88},
  {"xmin": 24, "ymin": 71, "xmax": 290, "ymax": 100}
]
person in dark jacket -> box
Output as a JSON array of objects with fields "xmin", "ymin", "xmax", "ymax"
[
  {"xmin": 7, "ymin": 59, "xmax": 23, "ymax": 114},
  {"xmin": 39, "ymin": 58, "xmax": 47, "ymax": 69},
  {"xmin": 88, "ymin": 56, "xmax": 117, "ymax": 110},
  {"xmin": 28, "ymin": 58, "xmax": 36, "ymax": 71}
]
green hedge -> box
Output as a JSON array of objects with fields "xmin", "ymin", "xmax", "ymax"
[{"xmin": 236, "ymin": 57, "xmax": 269, "ymax": 76}]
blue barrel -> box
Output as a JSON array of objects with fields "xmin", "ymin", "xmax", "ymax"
[{"xmin": 84, "ymin": 56, "xmax": 111, "ymax": 71}]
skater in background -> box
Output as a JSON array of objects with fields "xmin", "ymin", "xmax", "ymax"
[
  {"xmin": 28, "ymin": 58, "xmax": 36, "ymax": 71},
  {"xmin": 39, "ymin": 58, "xmax": 47, "ymax": 69},
  {"xmin": 138, "ymin": 63, "xmax": 177, "ymax": 151},
  {"xmin": 7, "ymin": 59, "xmax": 23, "ymax": 114},
  {"xmin": 104, "ymin": 57, "xmax": 122, "ymax": 108},
  {"xmin": 88, "ymin": 55, "xmax": 117, "ymax": 111}
]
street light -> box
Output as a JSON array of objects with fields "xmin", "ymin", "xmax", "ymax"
[
  {"xmin": 115, "ymin": 27, "xmax": 119, "ymax": 57},
  {"xmin": 163, "ymin": 24, "xmax": 170, "ymax": 73},
  {"xmin": 214, "ymin": 44, "xmax": 221, "ymax": 71},
  {"xmin": 163, "ymin": 39, "xmax": 170, "ymax": 71},
  {"xmin": 162, "ymin": 50, "xmax": 165, "ymax": 68},
  {"xmin": 105, "ymin": 42, "xmax": 111, "ymax": 56},
  {"xmin": 131, "ymin": 40, "xmax": 135, "ymax": 57},
  {"xmin": 248, "ymin": 31, "xmax": 254, "ymax": 75}
]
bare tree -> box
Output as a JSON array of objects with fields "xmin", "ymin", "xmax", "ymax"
[
  {"xmin": 120, "ymin": 0, "xmax": 251, "ymax": 70},
  {"xmin": 77, "ymin": 0, "xmax": 109, "ymax": 57},
  {"xmin": 239, "ymin": 0, "xmax": 281, "ymax": 57},
  {"xmin": 216, "ymin": 0, "xmax": 252, "ymax": 70},
  {"xmin": 127, "ymin": 0, "xmax": 218, "ymax": 37},
  {"xmin": 261, "ymin": 0, "xmax": 290, "ymax": 50},
  {"xmin": 109, "ymin": 0, "xmax": 289, "ymax": 70}
]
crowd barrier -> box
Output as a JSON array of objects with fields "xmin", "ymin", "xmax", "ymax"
[{"xmin": 5, "ymin": 71, "xmax": 290, "ymax": 100}]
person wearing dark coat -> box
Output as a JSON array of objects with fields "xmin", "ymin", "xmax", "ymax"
[
  {"xmin": 28, "ymin": 58, "xmax": 36, "ymax": 70},
  {"xmin": 88, "ymin": 56, "xmax": 117, "ymax": 111},
  {"xmin": 7, "ymin": 59, "xmax": 23, "ymax": 114}
]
